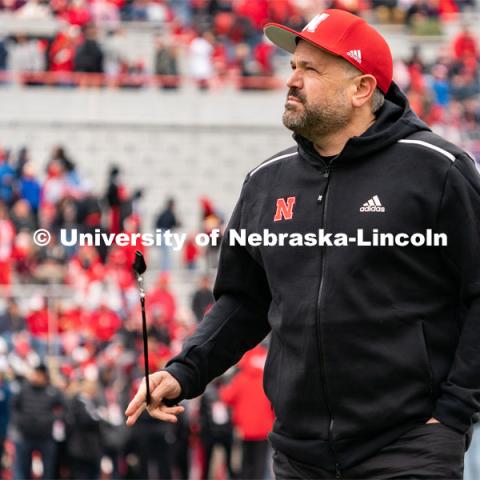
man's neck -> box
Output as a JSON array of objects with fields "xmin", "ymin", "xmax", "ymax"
[{"xmin": 313, "ymin": 113, "xmax": 376, "ymax": 157}]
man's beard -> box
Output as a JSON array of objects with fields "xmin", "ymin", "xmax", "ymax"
[{"xmin": 282, "ymin": 88, "xmax": 351, "ymax": 140}]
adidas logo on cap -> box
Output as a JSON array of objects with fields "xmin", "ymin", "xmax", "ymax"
[{"xmin": 347, "ymin": 49, "xmax": 362, "ymax": 64}]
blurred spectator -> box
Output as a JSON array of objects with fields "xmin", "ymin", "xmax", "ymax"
[
  {"xmin": 11, "ymin": 363, "xmax": 64, "ymax": 480},
  {"xmin": 200, "ymin": 380, "xmax": 235, "ymax": 480},
  {"xmin": 103, "ymin": 26, "xmax": 129, "ymax": 80},
  {"xmin": 33, "ymin": 233, "xmax": 68, "ymax": 283},
  {"xmin": 154, "ymin": 34, "xmax": 180, "ymax": 89},
  {"xmin": 393, "ymin": 58, "xmax": 411, "ymax": 92},
  {"xmin": 405, "ymin": 0, "xmax": 440, "ymax": 32},
  {"xmin": 105, "ymin": 165, "xmax": 127, "ymax": 234},
  {"xmin": 67, "ymin": 245, "xmax": 104, "ymax": 291},
  {"xmin": 430, "ymin": 64, "xmax": 450, "ymax": 107},
  {"xmin": 144, "ymin": 0, "xmax": 171, "ymax": 24},
  {"xmin": 0, "ymin": 36, "xmax": 8, "ymax": 76},
  {"xmin": 8, "ymin": 35, "xmax": 45, "ymax": 76},
  {"xmin": 51, "ymin": 145, "xmax": 83, "ymax": 189},
  {"xmin": 66, "ymin": 379, "xmax": 103, "ymax": 479},
  {"xmin": 450, "ymin": 69, "xmax": 478, "ymax": 101},
  {"xmin": 168, "ymin": 0, "xmax": 192, "ymax": 26},
  {"xmin": 189, "ymin": 30, "xmax": 214, "ymax": 90},
  {"xmin": 16, "ymin": 0, "xmax": 50, "ymax": 18},
  {"xmin": 253, "ymin": 37, "xmax": 275, "ymax": 76},
  {"xmin": 60, "ymin": 0, "xmax": 92, "ymax": 27},
  {"xmin": 221, "ymin": 344, "xmax": 274, "ymax": 480},
  {"xmin": 85, "ymin": 302, "xmax": 121, "ymax": 345},
  {"xmin": 19, "ymin": 161, "xmax": 41, "ymax": 215},
  {"xmin": 452, "ymin": 24, "xmax": 478, "ymax": 60},
  {"xmin": 41, "ymin": 158, "xmax": 71, "ymax": 226},
  {"xmin": 126, "ymin": 405, "xmax": 174, "ymax": 479},
  {"xmin": 155, "ymin": 197, "xmax": 180, "ymax": 272},
  {"xmin": 191, "ymin": 275, "xmax": 214, "ymax": 323},
  {"xmin": 7, "ymin": 334, "xmax": 39, "ymax": 380},
  {"xmin": 150, "ymin": 307, "xmax": 171, "ymax": 345},
  {"xmin": 130, "ymin": 0, "xmax": 150, "ymax": 21},
  {"xmin": 0, "ymin": 201, "xmax": 15, "ymax": 285},
  {"xmin": 234, "ymin": 0, "xmax": 269, "ymax": 33},
  {"xmin": 183, "ymin": 235, "xmax": 199, "ymax": 270},
  {"xmin": 91, "ymin": 0, "xmax": 121, "ymax": 29},
  {"xmin": 48, "ymin": 26, "xmax": 81, "ymax": 84},
  {"xmin": 10, "ymin": 199, "xmax": 36, "ymax": 232},
  {"xmin": 0, "ymin": 150, "xmax": 15, "ymax": 205},
  {"xmin": 74, "ymin": 23, "xmax": 104, "ymax": 84},
  {"xmin": 148, "ymin": 273, "xmax": 176, "ymax": 326},
  {"xmin": 0, "ymin": 358, "xmax": 10, "ymax": 478},
  {"xmin": 203, "ymin": 210, "xmax": 222, "ymax": 271},
  {"xmin": 24, "ymin": 296, "xmax": 52, "ymax": 356},
  {"xmin": 16, "ymin": 146, "xmax": 30, "ymax": 179},
  {"xmin": 0, "ymin": 298, "xmax": 25, "ymax": 337}
]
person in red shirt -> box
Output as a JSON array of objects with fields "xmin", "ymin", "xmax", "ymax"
[
  {"xmin": 67, "ymin": 245, "xmax": 104, "ymax": 290},
  {"xmin": 254, "ymin": 38, "xmax": 275, "ymax": 76},
  {"xmin": 26, "ymin": 297, "xmax": 50, "ymax": 338},
  {"xmin": 0, "ymin": 201, "xmax": 15, "ymax": 285},
  {"xmin": 234, "ymin": 0, "xmax": 269, "ymax": 31},
  {"xmin": 59, "ymin": 0, "xmax": 92, "ymax": 27},
  {"xmin": 147, "ymin": 273, "xmax": 176, "ymax": 327},
  {"xmin": 49, "ymin": 26, "xmax": 81, "ymax": 75},
  {"xmin": 452, "ymin": 25, "xmax": 478, "ymax": 60},
  {"xmin": 85, "ymin": 303, "xmax": 121, "ymax": 344},
  {"xmin": 220, "ymin": 344, "xmax": 274, "ymax": 480}
]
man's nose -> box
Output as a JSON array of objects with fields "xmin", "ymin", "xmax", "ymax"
[{"xmin": 286, "ymin": 69, "xmax": 303, "ymax": 89}]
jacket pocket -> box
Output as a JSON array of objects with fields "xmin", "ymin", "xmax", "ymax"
[
  {"xmin": 418, "ymin": 320, "xmax": 434, "ymax": 399},
  {"xmin": 263, "ymin": 332, "xmax": 282, "ymax": 412}
]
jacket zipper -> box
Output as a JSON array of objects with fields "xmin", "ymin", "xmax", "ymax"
[{"xmin": 316, "ymin": 165, "xmax": 343, "ymax": 478}]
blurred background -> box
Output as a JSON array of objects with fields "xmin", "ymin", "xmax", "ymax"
[{"xmin": 0, "ymin": 0, "xmax": 479, "ymax": 479}]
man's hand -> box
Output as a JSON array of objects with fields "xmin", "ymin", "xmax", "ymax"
[
  {"xmin": 125, "ymin": 371, "xmax": 184, "ymax": 426},
  {"xmin": 425, "ymin": 417, "xmax": 440, "ymax": 424}
]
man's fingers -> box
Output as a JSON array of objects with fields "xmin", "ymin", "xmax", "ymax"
[
  {"xmin": 125, "ymin": 403, "xmax": 146, "ymax": 427},
  {"xmin": 146, "ymin": 404, "xmax": 183, "ymax": 423},
  {"xmin": 125, "ymin": 378, "xmax": 148, "ymax": 416},
  {"xmin": 126, "ymin": 399, "xmax": 184, "ymax": 427},
  {"xmin": 161, "ymin": 405, "xmax": 184, "ymax": 416}
]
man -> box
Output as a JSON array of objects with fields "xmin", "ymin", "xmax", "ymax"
[
  {"xmin": 155, "ymin": 197, "xmax": 180, "ymax": 273},
  {"xmin": 126, "ymin": 9, "xmax": 480, "ymax": 479},
  {"xmin": 11, "ymin": 363, "xmax": 64, "ymax": 480},
  {"xmin": 220, "ymin": 344, "xmax": 274, "ymax": 479},
  {"xmin": 191, "ymin": 275, "xmax": 214, "ymax": 323}
]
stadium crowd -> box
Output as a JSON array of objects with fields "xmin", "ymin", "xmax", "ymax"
[
  {"xmin": 0, "ymin": 2, "xmax": 478, "ymax": 479},
  {"xmin": 0, "ymin": 0, "xmax": 477, "ymax": 89},
  {"xmin": 0, "ymin": 1, "xmax": 477, "ymax": 147},
  {"xmin": 0, "ymin": 142, "xmax": 276, "ymax": 479}
]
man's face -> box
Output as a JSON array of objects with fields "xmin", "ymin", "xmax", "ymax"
[
  {"xmin": 30, "ymin": 370, "xmax": 48, "ymax": 387},
  {"xmin": 282, "ymin": 40, "xmax": 356, "ymax": 141}
]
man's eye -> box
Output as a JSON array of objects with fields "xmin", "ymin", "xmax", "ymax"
[{"xmin": 306, "ymin": 67, "xmax": 316, "ymax": 72}]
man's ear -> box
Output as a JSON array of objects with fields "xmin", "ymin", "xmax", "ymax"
[{"xmin": 352, "ymin": 74, "xmax": 377, "ymax": 108}]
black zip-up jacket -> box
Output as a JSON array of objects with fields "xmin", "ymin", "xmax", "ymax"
[{"xmin": 166, "ymin": 82, "xmax": 480, "ymax": 472}]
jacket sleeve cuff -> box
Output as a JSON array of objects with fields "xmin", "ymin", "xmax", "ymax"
[
  {"xmin": 161, "ymin": 363, "xmax": 194, "ymax": 407},
  {"xmin": 432, "ymin": 394, "xmax": 476, "ymax": 434}
]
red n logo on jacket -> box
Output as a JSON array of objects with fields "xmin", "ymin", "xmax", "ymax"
[{"xmin": 274, "ymin": 197, "xmax": 296, "ymax": 221}]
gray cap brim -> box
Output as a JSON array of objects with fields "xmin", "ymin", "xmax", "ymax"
[{"xmin": 264, "ymin": 24, "xmax": 300, "ymax": 54}]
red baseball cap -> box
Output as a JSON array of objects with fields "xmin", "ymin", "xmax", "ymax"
[{"xmin": 264, "ymin": 9, "xmax": 393, "ymax": 94}]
